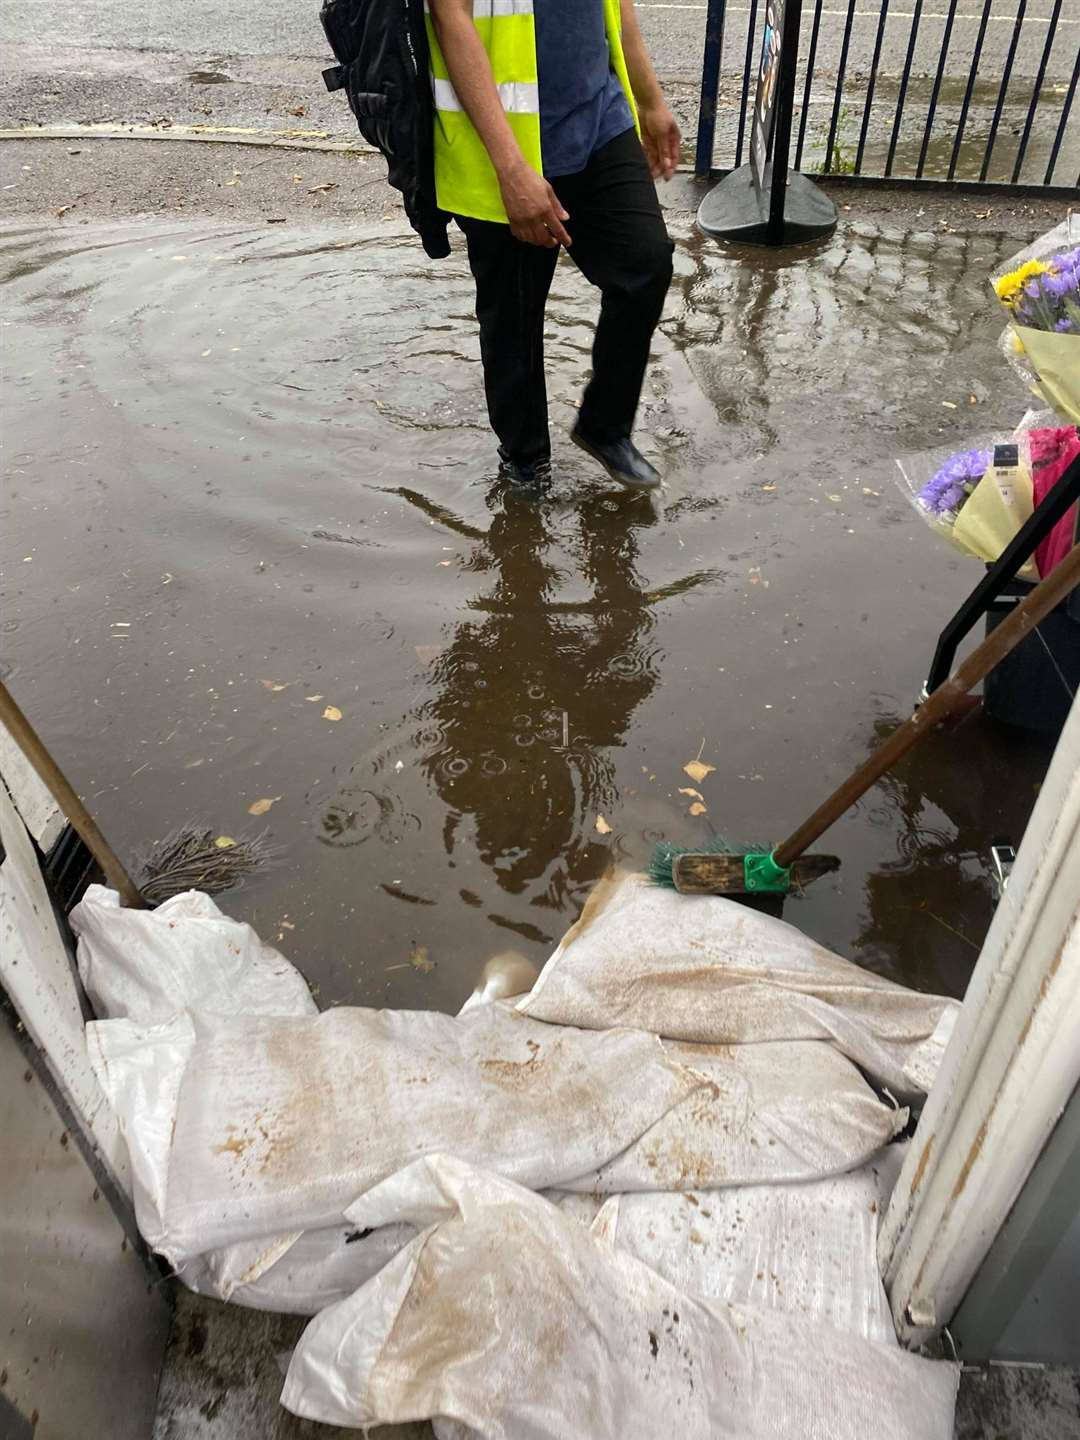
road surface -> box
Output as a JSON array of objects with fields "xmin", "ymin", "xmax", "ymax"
[{"xmin": 1, "ymin": 0, "xmax": 1077, "ymax": 182}]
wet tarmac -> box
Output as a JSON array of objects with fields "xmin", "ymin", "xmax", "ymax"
[{"xmin": 1, "ymin": 212, "xmax": 1059, "ymax": 1012}]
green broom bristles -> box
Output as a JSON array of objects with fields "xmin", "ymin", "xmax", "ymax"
[{"xmin": 646, "ymin": 835, "xmax": 737, "ymax": 889}]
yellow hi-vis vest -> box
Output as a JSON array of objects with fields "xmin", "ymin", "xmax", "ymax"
[{"xmin": 426, "ymin": 0, "xmax": 638, "ymax": 224}]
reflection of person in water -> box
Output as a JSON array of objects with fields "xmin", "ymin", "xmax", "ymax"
[{"xmin": 417, "ymin": 488, "xmax": 661, "ymax": 915}]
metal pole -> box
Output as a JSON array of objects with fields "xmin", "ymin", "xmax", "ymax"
[{"xmin": 0, "ymin": 681, "xmax": 146, "ymax": 908}]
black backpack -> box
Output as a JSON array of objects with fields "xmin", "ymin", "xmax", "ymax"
[{"xmin": 320, "ymin": 0, "xmax": 451, "ymax": 258}]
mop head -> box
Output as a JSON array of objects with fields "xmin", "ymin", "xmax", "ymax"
[{"xmin": 136, "ymin": 827, "xmax": 277, "ymax": 906}]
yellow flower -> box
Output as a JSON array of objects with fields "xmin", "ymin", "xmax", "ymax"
[{"xmin": 994, "ymin": 258, "xmax": 1051, "ymax": 305}]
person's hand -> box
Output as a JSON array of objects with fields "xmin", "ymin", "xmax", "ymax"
[
  {"xmin": 640, "ymin": 101, "xmax": 681, "ymax": 182},
  {"xmin": 498, "ymin": 162, "xmax": 572, "ymax": 248}
]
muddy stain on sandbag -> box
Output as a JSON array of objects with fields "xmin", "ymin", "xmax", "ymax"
[{"xmin": 1, "ymin": 218, "xmax": 1057, "ymax": 1013}]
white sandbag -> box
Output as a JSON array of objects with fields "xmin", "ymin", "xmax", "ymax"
[
  {"xmin": 591, "ymin": 1144, "xmax": 906, "ymax": 1345},
  {"xmin": 88, "ymin": 1002, "xmax": 700, "ymax": 1264},
  {"xmin": 74, "ymin": 884, "xmax": 325, "ymax": 1306},
  {"xmin": 282, "ymin": 1155, "xmax": 959, "ymax": 1440},
  {"xmin": 72, "ymin": 885, "xmax": 317, "ymax": 1024},
  {"xmin": 519, "ymin": 874, "xmax": 959, "ymax": 1095},
  {"xmin": 178, "ymin": 1222, "xmax": 417, "ymax": 1314},
  {"xmin": 564, "ymin": 1038, "xmax": 905, "ymax": 1192}
]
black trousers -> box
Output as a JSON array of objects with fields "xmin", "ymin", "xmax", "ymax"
[{"xmin": 457, "ymin": 128, "xmax": 674, "ymax": 466}]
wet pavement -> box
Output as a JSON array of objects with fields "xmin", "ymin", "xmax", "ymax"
[{"xmin": 1, "ymin": 207, "xmax": 1062, "ymax": 1015}]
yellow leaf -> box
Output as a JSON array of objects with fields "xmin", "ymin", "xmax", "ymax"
[
  {"xmin": 260, "ymin": 679, "xmax": 290, "ymax": 692},
  {"xmin": 683, "ymin": 760, "xmax": 715, "ymax": 784},
  {"xmin": 410, "ymin": 944, "xmax": 435, "ymax": 974},
  {"xmin": 214, "ymin": 835, "xmax": 237, "ymax": 849},
  {"xmin": 595, "ymin": 815, "xmax": 613, "ymax": 835},
  {"xmin": 689, "ymin": 802, "xmax": 708, "ymax": 817},
  {"xmin": 305, "ymin": 694, "xmax": 324, "ymax": 702},
  {"xmin": 323, "ymin": 705, "xmax": 342, "ymax": 722},
  {"xmin": 679, "ymin": 787, "xmax": 704, "ymax": 801},
  {"xmin": 247, "ymin": 796, "xmax": 282, "ymax": 816}
]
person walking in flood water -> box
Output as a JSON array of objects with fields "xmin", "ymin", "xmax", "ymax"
[{"xmin": 428, "ymin": 0, "xmax": 679, "ymax": 491}]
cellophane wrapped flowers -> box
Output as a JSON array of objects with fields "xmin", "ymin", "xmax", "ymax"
[{"xmin": 994, "ymin": 221, "xmax": 1080, "ymax": 423}]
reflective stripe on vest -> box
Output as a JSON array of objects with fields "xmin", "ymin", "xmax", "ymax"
[
  {"xmin": 431, "ymin": 78, "xmax": 540, "ymax": 115},
  {"xmin": 427, "ymin": 0, "xmax": 637, "ymax": 225}
]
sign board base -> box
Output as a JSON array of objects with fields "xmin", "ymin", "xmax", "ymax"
[{"xmin": 697, "ymin": 163, "xmax": 837, "ymax": 247}]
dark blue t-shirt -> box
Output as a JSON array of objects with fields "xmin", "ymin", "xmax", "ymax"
[{"xmin": 535, "ymin": 0, "xmax": 635, "ymax": 178}]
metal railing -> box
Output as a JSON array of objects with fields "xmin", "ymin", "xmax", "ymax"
[{"xmin": 694, "ymin": 0, "xmax": 1080, "ymax": 193}]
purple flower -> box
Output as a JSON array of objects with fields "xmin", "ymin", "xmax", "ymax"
[
  {"xmin": 918, "ymin": 448, "xmax": 991, "ymax": 517},
  {"xmin": 1056, "ymin": 317, "xmax": 1076, "ymax": 333}
]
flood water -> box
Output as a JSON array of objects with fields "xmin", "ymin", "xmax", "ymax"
[{"xmin": 2, "ymin": 214, "xmax": 1057, "ymax": 1010}]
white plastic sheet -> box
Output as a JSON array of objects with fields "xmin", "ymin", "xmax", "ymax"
[
  {"xmin": 89, "ymin": 1002, "xmax": 701, "ymax": 1263},
  {"xmin": 282, "ymin": 1156, "xmax": 959, "ymax": 1440},
  {"xmin": 518, "ymin": 874, "xmax": 958, "ymax": 1095},
  {"xmin": 72, "ymin": 885, "xmax": 317, "ymax": 1024}
]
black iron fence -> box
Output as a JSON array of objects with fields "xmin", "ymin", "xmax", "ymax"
[{"xmin": 695, "ymin": 0, "xmax": 1080, "ymax": 193}]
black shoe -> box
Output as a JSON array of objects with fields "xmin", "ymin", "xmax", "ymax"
[
  {"xmin": 498, "ymin": 449, "xmax": 552, "ymax": 490},
  {"xmin": 570, "ymin": 429, "xmax": 662, "ymax": 491}
]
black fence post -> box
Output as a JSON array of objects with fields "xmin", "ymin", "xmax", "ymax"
[{"xmin": 695, "ymin": 0, "xmax": 728, "ymax": 179}]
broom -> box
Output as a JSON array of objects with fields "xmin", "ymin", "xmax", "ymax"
[
  {"xmin": 0, "ymin": 679, "xmax": 273, "ymax": 908},
  {"xmin": 650, "ymin": 543, "xmax": 1080, "ymax": 897}
]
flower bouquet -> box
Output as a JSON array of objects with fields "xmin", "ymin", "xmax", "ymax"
[
  {"xmin": 896, "ymin": 434, "xmax": 1038, "ymax": 576},
  {"xmin": 993, "ymin": 219, "xmax": 1080, "ymax": 424}
]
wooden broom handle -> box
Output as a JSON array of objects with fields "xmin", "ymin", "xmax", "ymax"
[
  {"xmin": 0, "ymin": 680, "xmax": 145, "ymax": 907},
  {"xmin": 774, "ymin": 543, "xmax": 1080, "ymax": 869}
]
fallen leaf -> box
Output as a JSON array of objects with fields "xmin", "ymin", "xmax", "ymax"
[
  {"xmin": 247, "ymin": 796, "xmax": 282, "ymax": 816},
  {"xmin": 761, "ymin": 483, "xmax": 776, "ymax": 492},
  {"xmin": 289, "ymin": 104, "xmax": 307, "ymax": 117},
  {"xmin": 941, "ymin": 401, "xmax": 957, "ymax": 410},
  {"xmin": 689, "ymin": 802, "xmax": 708, "ymax": 817},
  {"xmin": 410, "ymin": 944, "xmax": 435, "ymax": 974},
  {"xmin": 438, "ymin": 560, "xmax": 453, "ymax": 567},
  {"xmin": 679, "ymin": 787, "xmax": 704, "ymax": 801},
  {"xmin": 683, "ymin": 760, "xmax": 715, "ymax": 784},
  {"xmin": 308, "ymin": 182, "xmax": 338, "ymax": 194},
  {"xmin": 595, "ymin": 815, "xmax": 613, "ymax": 835},
  {"xmin": 201, "ymin": 348, "xmax": 212, "ymax": 358},
  {"xmin": 260, "ymin": 679, "xmax": 290, "ymax": 692},
  {"xmin": 214, "ymin": 836, "xmax": 237, "ymax": 849},
  {"xmin": 827, "ymin": 494, "xmax": 842, "ymax": 503},
  {"xmin": 323, "ymin": 705, "xmax": 343, "ymax": 722},
  {"xmin": 305, "ymin": 693, "xmax": 324, "ymax": 702}
]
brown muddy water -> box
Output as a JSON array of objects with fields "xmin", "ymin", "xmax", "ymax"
[{"xmin": 1, "ymin": 214, "xmax": 1056, "ymax": 1011}]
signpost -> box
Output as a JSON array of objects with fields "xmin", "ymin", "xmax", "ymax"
[{"xmin": 698, "ymin": 0, "xmax": 837, "ymax": 246}]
